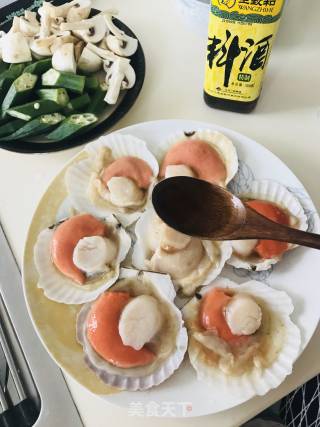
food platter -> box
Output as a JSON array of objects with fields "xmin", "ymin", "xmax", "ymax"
[
  {"xmin": 0, "ymin": 0, "xmax": 145, "ymax": 154},
  {"xmin": 23, "ymin": 119, "xmax": 320, "ymax": 417}
]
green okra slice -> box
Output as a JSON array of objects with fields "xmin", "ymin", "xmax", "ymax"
[
  {"xmin": 7, "ymin": 100, "xmax": 62, "ymax": 121},
  {"xmin": 42, "ymin": 69, "xmax": 85, "ymax": 94},
  {"xmin": 47, "ymin": 113, "xmax": 98, "ymax": 141}
]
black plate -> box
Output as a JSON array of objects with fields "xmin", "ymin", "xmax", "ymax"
[{"xmin": 0, "ymin": 0, "xmax": 145, "ymax": 154}]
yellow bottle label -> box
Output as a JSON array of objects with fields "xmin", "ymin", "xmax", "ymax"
[{"xmin": 204, "ymin": 0, "xmax": 285, "ymax": 103}]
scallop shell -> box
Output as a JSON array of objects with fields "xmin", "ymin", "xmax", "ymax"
[
  {"xmin": 228, "ymin": 180, "xmax": 308, "ymax": 271},
  {"xmin": 182, "ymin": 277, "xmax": 301, "ymax": 397},
  {"xmin": 157, "ymin": 129, "xmax": 238, "ymax": 186},
  {"xmin": 33, "ymin": 214, "xmax": 131, "ymax": 304},
  {"xmin": 76, "ymin": 268, "xmax": 188, "ymax": 391},
  {"xmin": 65, "ymin": 134, "xmax": 159, "ymax": 227},
  {"xmin": 132, "ymin": 208, "xmax": 232, "ymax": 295}
]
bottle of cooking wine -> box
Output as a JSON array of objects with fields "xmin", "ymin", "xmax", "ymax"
[{"xmin": 204, "ymin": 0, "xmax": 286, "ymax": 113}]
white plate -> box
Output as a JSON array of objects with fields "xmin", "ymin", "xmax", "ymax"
[{"xmin": 23, "ymin": 119, "xmax": 320, "ymax": 417}]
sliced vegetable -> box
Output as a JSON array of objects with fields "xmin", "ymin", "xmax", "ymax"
[
  {"xmin": 0, "ymin": 64, "xmax": 26, "ymax": 103},
  {"xmin": 0, "ymin": 119, "xmax": 22, "ymax": 138},
  {"xmin": 47, "ymin": 113, "xmax": 97, "ymax": 141},
  {"xmin": 7, "ymin": 100, "xmax": 62, "ymax": 121},
  {"xmin": 65, "ymin": 93, "xmax": 90, "ymax": 113},
  {"xmin": 8, "ymin": 64, "xmax": 27, "ymax": 74},
  {"xmin": 85, "ymin": 76, "xmax": 99, "ymax": 91},
  {"xmin": 37, "ymin": 88, "xmax": 70, "ymax": 106},
  {"xmin": 42, "ymin": 69, "xmax": 85, "ymax": 94},
  {"xmin": 52, "ymin": 43, "xmax": 76, "ymax": 74},
  {"xmin": 0, "ymin": 61, "xmax": 9, "ymax": 74},
  {"xmin": 0, "ymin": 116, "xmax": 9, "ymax": 126},
  {"xmin": 1, "ymin": 32, "xmax": 32, "ymax": 63},
  {"xmin": 86, "ymin": 83, "xmax": 107, "ymax": 114},
  {"xmin": 77, "ymin": 46, "xmax": 102, "ymax": 74},
  {"xmin": 24, "ymin": 58, "xmax": 52, "ymax": 75},
  {"xmin": 1, "ymin": 73, "xmax": 38, "ymax": 116},
  {"xmin": 0, "ymin": 113, "xmax": 65, "ymax": 141}
]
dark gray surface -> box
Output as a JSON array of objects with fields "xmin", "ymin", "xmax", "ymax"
[{"xmin": 0, "ymin": 343, "xmax": 7, "ymax": 391}]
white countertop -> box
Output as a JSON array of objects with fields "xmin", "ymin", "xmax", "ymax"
[{"xmin": 0, "ymin": 0, "xmax": 319, "ymax": 425}]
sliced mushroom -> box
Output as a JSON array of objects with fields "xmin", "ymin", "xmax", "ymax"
[
  {"xmin": 74, "ymin": 40, "xmax": 86, "ymax": 62},
  {"xmin": 86, "ymin": 42, "xmax": 118, "ymax": 62},
  {"xmin": 19, "ymin": 16, "xmax": 40, "ymax": 37},
  {"xmin": 43, "ymin": 0, "xmax": 79, "ymax": 18},
  {"xmin": 2, "ymin": 32, "xmax": 32, "ymax": 63},
  {"xmin": 77, "ymin": 46, "xmax": 102, "ymax": 73},
  {"xmin": 24, "ymin": 11, "xmax": 38, "ymax": 23},
  {"xmin": 98, "ymin": 38, "xmax": 108, "ymax": 50},
  {"xmin": 9, "ymin": 16, "xmax": 21, "ymax": 33},
  {"xmin": 104, "ymin": 57, "xmax": 136, "ymax": 104},
  {"xmin": 67, "ymin": 0, "xmax": 92, "ymax": 23},
  {"xmin": 0, "ymin": 31, "xmax": 5, "ymax": 60},
  {"xmin": 50, "ymin": 34, "xmax": 78, "ymax": 54},
  {"xmin": 106, "ymin": 33, "xmax": 138, "ymax": 57},
  {"xmin": 52, "ymin": 17, "xmax": 67, "ymax": 32},
  {"xmin": 52, "ymin": 43, "xmax": 77, "ymax": 73},
  {"xmin": 103, "ymin": 10, "xmax": 124, "ymax": 38},
  {"xmin": 38, "ymin": 5, "xmax": 52, "ymax": 38},
  {"xmin": 61, "ymin": 14, "xmax": 107, "ymax": 44},
  {"xmin": 30, "ymin": 35, "xmax": 57, "ymax": 58}
]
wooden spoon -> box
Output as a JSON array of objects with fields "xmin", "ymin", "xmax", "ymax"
[{"xmin": 152, "ymin": 177, "xmax": 320, "ymax": 249}]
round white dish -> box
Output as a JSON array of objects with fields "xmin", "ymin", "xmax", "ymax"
[{"xmin": 23, "ymin": 119, "xmax": 320, "ymax": 417}]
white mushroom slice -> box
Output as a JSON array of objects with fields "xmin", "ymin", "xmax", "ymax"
[
  {"xmin": 0, "ymin": 32, "xmax": 5, "ymax": 60},
  {"xmin": 50, "ymin": 34, "xmax": 78, "ymax": 54},
  {"xmin": 107, "ymin": 177, "xmax": 145, "ymax": 208},
  {"xmin": 39, "ymin": 6, "xmax": 52, "ymax": 38},
  {"xmin": 19, "ymin": 16, "xmax": 40, "ymax": 37},
  {"xmin": 231, "ymin": 240, "xmax": 258, "ymax": 258},
  {"xmin": 104, "ymin": 57, "xmax": 136, "ymax": 105},
  {"xmin": 52, "ymin": 43, "xmax": 76, "ymax": 73},
  {"xmin": 160, "ymin": 224, "xmax": 191, "ymax": 253},
  {"xmin": 224, "ymin": 294, "xmax": 262, "ymax": 336},
  {"xmin": 74, "ymin": 40, "xmax": 86, "ymax": 62},
  {"xmin": 103, "ymin": 10, "xmax": 124, "ymax": 38},
  {"xmin": 67, "ymin": 0, "xmax": 92, "ymax": 22},
  {"xmin": 106, "ymin": 34, "xmax": 138, "ymax": 57},
  {"xmin": 87, "ymin": 42, "xmax": 117, "ymax": 61},
  {"xmin": 51, "ymin": 17, "xmax": 67, "ymax": 31},
  {"xmin": 30, "ymin": 36, "xmax": 56, "ymax": 58},
  {"xmin": 2, "ymin": 32, "xmax": 32, "ymax": 63},
  {"xmin": 44, "ymin": 0, "xmax": 79, "ymax": 18},
  {"xmin": 24, "ymin": 11, "xmax": 38, "ymax": 23},
  {"xmin": 77, "ymin": 46, "xmax": 102, "ymax": 73},
  {"xmin": 61, "ymin": 15, "xmax": 107, "ymax": 44},
  {"xmin": 9, "ymin": 16, "xmax": 21, "ymax": 33},
  {"xmin": 98, "ymin": 38, "xmax": 108, "ymax": 50},
  {"xmin": 73, "ymin": 236, "xmax": 117, "ymax": 274},
  {"xmin": 165, "ymin": 165, "xmax": 195, "ymax": 179},
  {"xmin": 119, "ymin": 295, "xmax": 163, "ymax": 350}
]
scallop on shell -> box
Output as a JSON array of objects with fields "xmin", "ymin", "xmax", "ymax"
[
  {"xmin": 228, "ymin": 180, "xmax": 308, "ymax": 271},
  {"xmin": 76, "ymin": 268, "xmax": 188, "ymax": 391},
  {"xmin": 65, "ymin": 134, "xmax": 159, "ymax": 227},
  {"xmin": 34, "ymin": 214, "xmax": 131, "ymax": 304},
  {"xmin": 157, "ymin": 129, "xmax": 238, "ymax": 186},
  {"xmin": 182, "ymin": 277, "xmax": 301, "ymax": 398},
  {"xmin": 132, "ymin": 208, "xmax": 232, "ymax": 296}
]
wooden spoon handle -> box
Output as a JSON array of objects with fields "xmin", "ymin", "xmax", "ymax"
[{"xmin": 228, "ymin": 207, "xmax": 320, "ymax": 250}]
